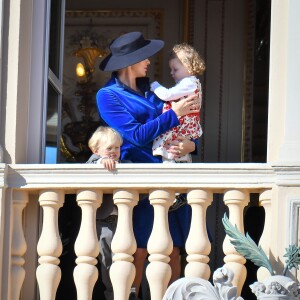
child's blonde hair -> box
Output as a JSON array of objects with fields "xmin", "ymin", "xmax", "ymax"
[
  {"xmin": 88, "ymin": 126, "xmax": 123, "ymax": 152},
  {"xmin": 170, "ymin": 43, "xmax": 206, "ymax": 76}
]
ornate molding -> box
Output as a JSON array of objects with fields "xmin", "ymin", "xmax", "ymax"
[
  {"xmin": 163, "ymin": 267, "xmax": 243, "ymax": 300},
  {"xmin": 0, "ymin": 163, "xmax": 7, "ymax": 188},
  {"xmin": 182, "ymin": 0, "xmax": 195, "ymax": 44},
  {"xmin": 242, "ymin": 0, "xmax": 256, "ymax": 162},
  {"xmin": 250, "ymin": 275, "xmax": 300, "ymax": 299}
]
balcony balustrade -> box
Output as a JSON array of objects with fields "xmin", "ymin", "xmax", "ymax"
[{"xmin": 0, "ymin": 162, "xmax": 286, "ymax": 299}]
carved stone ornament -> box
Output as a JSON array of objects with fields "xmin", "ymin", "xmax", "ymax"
[
  {"xmin": 250, "ymin": 275, "xmax": 300, "ymax": 300},
  {"xmin": 162, "ymin": 266, "xmax": 244, "ymax": 300}
]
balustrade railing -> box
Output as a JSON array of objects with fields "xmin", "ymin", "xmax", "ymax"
[{"xmin": 0, "ymin": 163, "xmax": 278, "ymax": 300}]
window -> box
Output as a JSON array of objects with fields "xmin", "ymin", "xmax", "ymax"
[{"xmin": 44, "ymin": 0, "xmax": 65, "ymax": 163}]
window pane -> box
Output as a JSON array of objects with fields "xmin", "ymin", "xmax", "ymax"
[
  {"xmin": 49, "ymin": 0, "xmax": 62, "ymax": 77},
  {"xmin": 45, "ymin": 83, "xmax": 59, "ymax": 163}
]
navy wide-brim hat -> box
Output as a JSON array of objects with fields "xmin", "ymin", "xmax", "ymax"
[{"xmin": 99, "ymin": 31, "xmax": 164, "ymax": 71}]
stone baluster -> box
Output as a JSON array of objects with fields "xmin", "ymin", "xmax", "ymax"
[
  {"xmin": 146, "ymin": 189, "xmax": 174, "ymax": 300},
  {"xmin": 110, "ymin": 189, "xmax": 138, "ymax": 300},
  {"xmin": 185, "ymin": 189, "xmax": 213, "ymax": 279},
  {"xmin": 36, "ymin": 190, "xmax": 64, "ymax": 300},
  {"xmin": 11, "ymin": 190, "xmax": 29, "ymax": 300},
  {"xmin": 257, "ymin": 189, "xmax": 272, "ymax": 281},
  {"xmin": 223, "ymin": 189, "xmax": 249, "ymax": 295},
  {"xmin": 74, "ymin": 190, "xmax": 102, "ymax": 300}
]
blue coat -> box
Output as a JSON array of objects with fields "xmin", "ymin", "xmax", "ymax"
[
  {"xmin": 96, "ymin": 74, "xmax": 180, "ymax": 163},
  {"xmin": 96, "ymin": 74, "xmax": 192, "ymax": 248}
]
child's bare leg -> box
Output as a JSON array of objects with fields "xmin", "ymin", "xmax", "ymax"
[
  {"xmin": 133, "ymin": 247, "xmax": 148, "ymax": 297},
  {"xmin": 133, "ymin": 247, "xmax": 181, "ymax": 297},
  {"xmin": 169, "ymin": 246, "xmax": 181, "ymax": 284}
]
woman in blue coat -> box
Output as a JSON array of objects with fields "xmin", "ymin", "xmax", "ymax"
[{"xmin": 96, "ymin": 31, "xmax": 199, "ymax": 298}]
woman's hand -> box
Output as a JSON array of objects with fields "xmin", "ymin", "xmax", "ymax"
[
  {"xmin": 165, "ymin": 136, "xmax": 196, "ymax": 159},
  {"xmin": 171, "ymin": 94, "xmax": 200, "ymax": 117}
]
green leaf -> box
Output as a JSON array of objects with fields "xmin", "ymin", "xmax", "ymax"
[
  {"xmin": 283, "ymin": 245, "xmax": 300, "ymax": 275},
  {"xmin": 222, "ymin": 213, "xmax": 274, "ymax": 275}
]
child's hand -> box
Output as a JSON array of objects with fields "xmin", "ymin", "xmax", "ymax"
[
  {"xmin": 166, "ymin": 136, "xmax": 195, "ymax": 158},
  {"xmin": 101, "ymin": 158, "xmax": 118, "ymax": 171}
]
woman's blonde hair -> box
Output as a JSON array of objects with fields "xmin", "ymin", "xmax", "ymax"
[
  {"xmin": 88, "ymin": 126, "xmax": 123, "ymax": 152},
  {"xmin": 170, "ymin": 43, "xmax": 206, "ymax": 76}
]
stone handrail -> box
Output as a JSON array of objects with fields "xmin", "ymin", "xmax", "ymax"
[
  {"xmin": 5, "ymin": 163, "xmax": 276, "ymax": 190},
  {"xmin": 1, "ymin": 163, "xmax": 299, "ymax": 300}
]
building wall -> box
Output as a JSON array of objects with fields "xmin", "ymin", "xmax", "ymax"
[
  {"xmin": 0, "ymin": 0, "xmax": 48, "ymax": 164},
  {"xmin": 0, "ymin": 1, "xmax": 299, "ymax": 298},
  {"xmin": 268, "ymin": 0, "xmax": 300, "ymax": 163}
]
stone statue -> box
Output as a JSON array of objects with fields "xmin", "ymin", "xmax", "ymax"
[
  {"xmin": 163, "ymin": 266, "xmax": 244, "ymax": 300},
  {"xmin": 222, "ymin": 213, "xmax": 300, "ymax": 299}
]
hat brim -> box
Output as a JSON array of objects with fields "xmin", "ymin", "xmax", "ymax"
[{"xmin": 99, "ymin": 39, "xmax": 164, "ymax": 71}]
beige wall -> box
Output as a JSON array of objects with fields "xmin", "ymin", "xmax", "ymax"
[
  {"xmin": 0, "ymin": 0, "xmax": 50, "ymax": 164},
  {"xmin": 268, "ymin": 0, "xmax": 300, "ymax": 163}
]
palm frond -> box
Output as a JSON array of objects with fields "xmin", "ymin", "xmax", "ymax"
[{"xmin": 222, "ymin": 213, "xmax": 274, "ymax": 275}]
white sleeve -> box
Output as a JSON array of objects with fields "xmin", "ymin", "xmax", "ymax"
[{"xmin": 151, "ymin": 77, "xmax": 197, "ymax": 101}]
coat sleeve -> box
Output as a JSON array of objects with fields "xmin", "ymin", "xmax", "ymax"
[{"xmin": 96, "ymin": 89, "xmax": 180, "ymax": 147}]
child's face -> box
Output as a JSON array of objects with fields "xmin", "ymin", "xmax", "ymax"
[
  {"xmin": 169, "ymin": 57, "xmax": 191, "ymax": 83},
  {"xmin": 95, "ymin": 140, "xmax": 121, "ymax": 161}
]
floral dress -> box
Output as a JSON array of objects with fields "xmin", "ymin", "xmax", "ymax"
[{"xmin": 151, "ymin": 76, "xmax": 202, "ymax": 162}]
